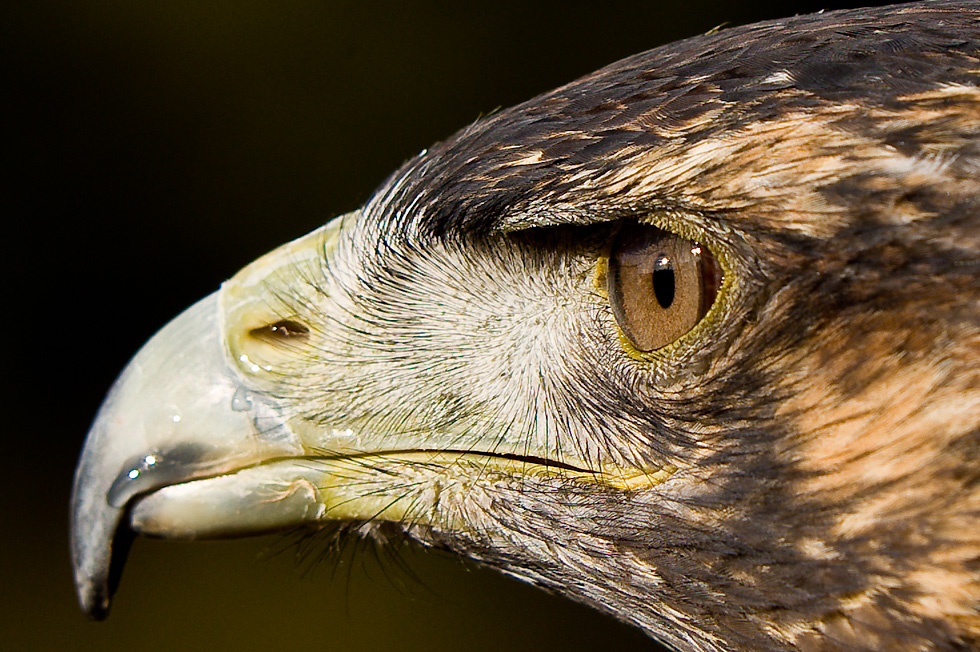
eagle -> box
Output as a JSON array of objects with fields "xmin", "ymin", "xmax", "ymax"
[{"xmin": 71, "ymin": 2, "xmax": 980, "ymax": 651}]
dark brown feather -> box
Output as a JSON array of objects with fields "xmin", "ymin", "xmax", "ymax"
[{"xmin": 356, "ymin": 2, "xmax": 980, "ymax": 650}]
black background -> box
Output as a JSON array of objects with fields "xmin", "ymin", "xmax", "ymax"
[{"xmin": 6, "ymin": 1, "xmax": 895, "ymax": 650}]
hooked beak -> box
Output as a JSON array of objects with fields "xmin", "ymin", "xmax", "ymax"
[
  {"xmin": 70, "ymin": 293, "xmax": 293, "ymax": 617},
  {"xmin": 70, "ymin": 215, "xmax": 345, "ymax": 618}
]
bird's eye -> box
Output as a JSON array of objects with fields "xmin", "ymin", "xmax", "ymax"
[{"xmin": 607, "ymin": 222, "xmax": 722, "ymax": 352}]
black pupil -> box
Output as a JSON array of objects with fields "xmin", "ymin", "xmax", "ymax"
[{"xmin": 652, "ymin": 255, "xmax": 675, "ymax": 309}]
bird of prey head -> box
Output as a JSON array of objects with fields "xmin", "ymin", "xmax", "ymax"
[{"xmin": 71, "ymin": 2, "xmax": 979, "ymax": 650}]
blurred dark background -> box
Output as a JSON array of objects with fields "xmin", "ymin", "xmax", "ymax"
[{"xmin": 5, "ymin": 1, "xmax": 895, "ymax": 650}]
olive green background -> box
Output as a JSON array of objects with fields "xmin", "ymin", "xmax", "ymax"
[{"xmin": 6, "ymin": 2, "xmax": 892, "ymax": 650}]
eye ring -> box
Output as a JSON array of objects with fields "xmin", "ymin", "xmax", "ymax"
[{"xmin": 607, "ymin": 222, "xmax": 722, "ymax": 352}]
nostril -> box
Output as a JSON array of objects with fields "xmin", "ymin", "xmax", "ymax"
[
  {"xmin": 231, "ymin": 317, "xmax": 312, "ymax": 377},
  {"xmin": 248, "ymin": 320, "xmax": 310, "ymax": 344}
]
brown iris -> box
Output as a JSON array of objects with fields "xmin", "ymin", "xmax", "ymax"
[{"xmin": 607, "ymin": 222, "xmax": 722, "ymax": 352}]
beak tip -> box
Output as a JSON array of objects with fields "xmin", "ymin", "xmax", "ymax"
[
  {"xmin": 70, "ymin": 531, "xmax": 113, "ymax": 620},
  {"xmin": 71, "ymin": 513, "xmax": 134, "ymax": 621},
  {"xmin": 78, "ymin": 584, "xmax": 112, "ymax": 621},
  {"xmin": 70, "ymin": 468, "xmax": 133, "ymax": 622}
]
